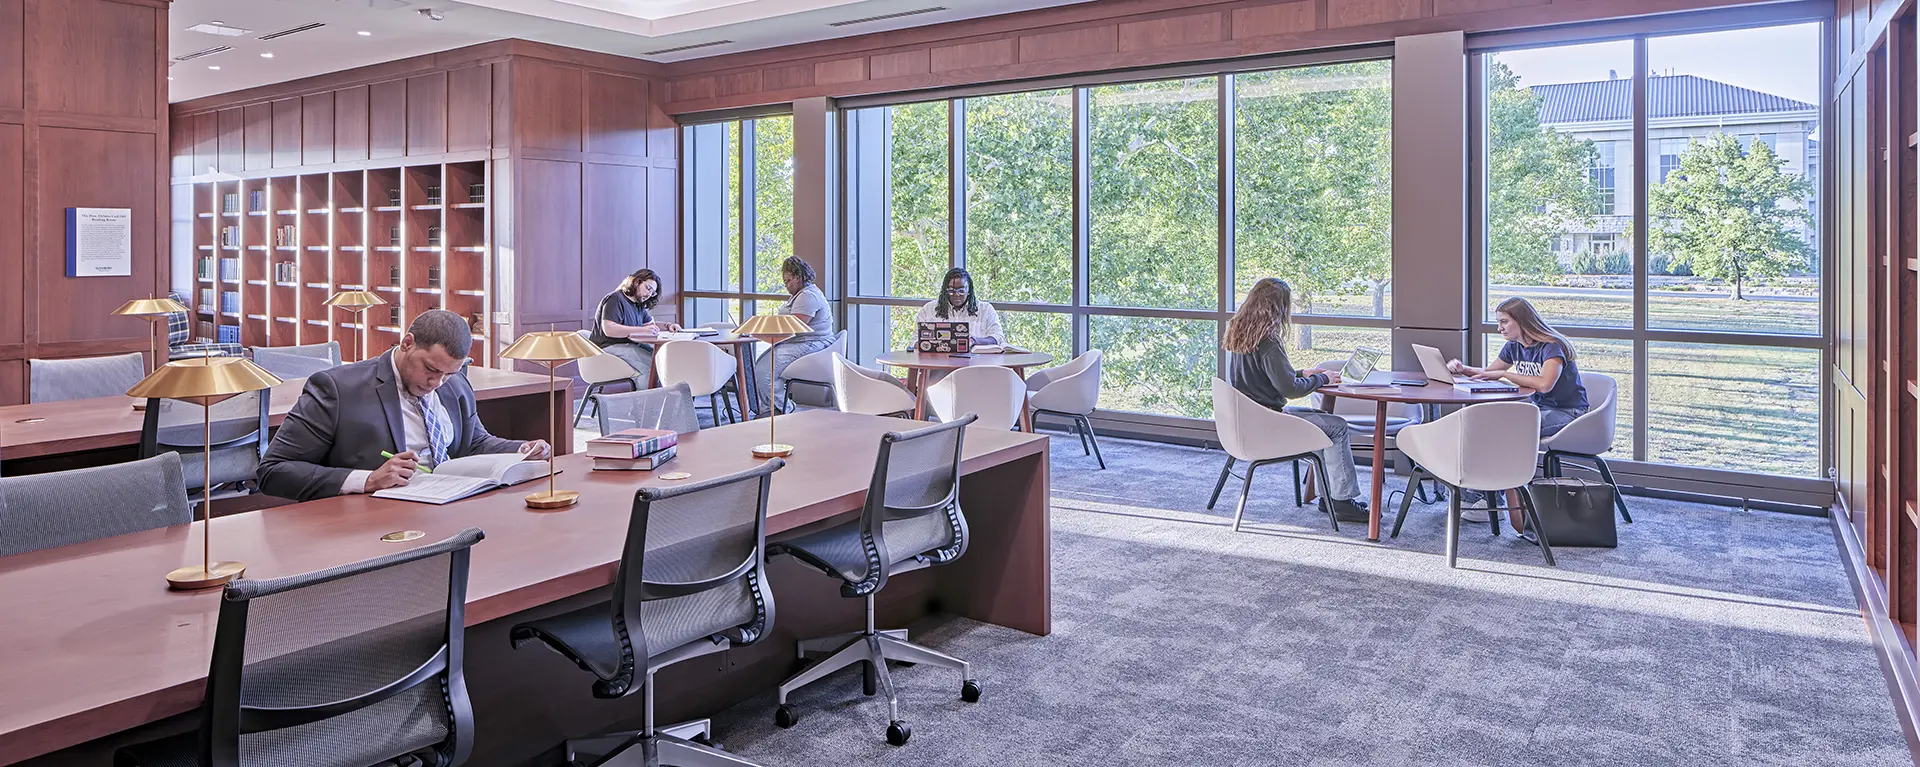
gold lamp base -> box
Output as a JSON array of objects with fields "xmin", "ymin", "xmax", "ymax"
[
  {"xmin": 752, "ymin": 443, "xmax": 794, "ymax": 458},
  {"xmin": 525, "ymin": 489, "xmax": 579, "ymax": 510},
  {"xmin": 167, "ymin": 561, "xmax": 246, "ymax": 590}
]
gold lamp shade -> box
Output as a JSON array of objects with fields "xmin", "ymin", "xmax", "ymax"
[
  {"xmin": 738, "ymin": 312, "xmax": 812, "ymax": 459},
  {"xmin": 499, "ymin": 330, "xmax": 602, "ymax": 510},
  {"xmin": 127, "ymin": 356, "xmax": 283, "ymax": 591},
  {"xmin": 737, "ymin": 313, "xmax": 811, "ymax": 340},
  {"xmin": 112, "ymin": 297, "xmax": 189, "ymax": 317},
  {"xmin": 500, "ymin": 330, "xmax": 603, "ymax": 362},
  {"xmin": 323, "ymin": 290, "xmax": 387, "ymax": 309}
]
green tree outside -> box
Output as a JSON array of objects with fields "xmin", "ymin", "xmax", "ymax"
[{"xmin": 1648, "ymin": 134, "xmax": 1813, "ymax": 299}]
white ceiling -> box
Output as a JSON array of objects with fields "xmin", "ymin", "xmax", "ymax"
[{"xmin": 168, "ymin": 0, "xmax": 1094, "ymax": 103}]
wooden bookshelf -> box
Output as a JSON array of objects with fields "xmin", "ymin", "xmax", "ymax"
[{"xmin": 186, "ymin": 161, "xmax": 493, "ymax": 365}]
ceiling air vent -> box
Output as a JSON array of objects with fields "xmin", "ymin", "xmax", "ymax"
[
  {"xmin": 173, "ymin": 46, "xmax": 232, "ymax": 62},
  {"xmin": 259, "ymin": 23, "xmax": 326, "ymax": 41},
  {"xmin": 828, "ymin": 7, "xmax": 947, "ymax": 27},
  {"xmin": 644, "ymin": 40, "xmax": 735, "ymax": 55},
  {"xmin": 185, "ymin": 21, "xmax": 251, "ymax": 37}
]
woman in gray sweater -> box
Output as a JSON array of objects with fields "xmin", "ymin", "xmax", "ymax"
[{"xmin": 1223, "ymin": 278, "xmax": 1368, "ymax": 522}]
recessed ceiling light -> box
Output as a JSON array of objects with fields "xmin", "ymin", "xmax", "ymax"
[
  {"xmin": 208, "ymin": 65, "xmax": 220, "ymax": 70},
  {"xmin": 357, "ymin": 30, "xmax": 371, "ymax": 36},
  {"xmin": 260, "ymin": 52, "xmax": 274, "ymax": 58}
]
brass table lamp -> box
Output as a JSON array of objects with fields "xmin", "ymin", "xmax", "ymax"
[
  {"xmin": 738, "ymin": 313, "xmax": 812, "ymax": 458},
  {"xmin": 111, "ymin": 297, "xmax": 189, "ymax": 374},
  {"xmin": 127, "ymin": 356, "xmax": 284, "ymax": 590},
  {"xmin": 499, "ymin": 330, "xmax": 602, "ymax": 510},
  {"xmin": 324, "ymin": 290, "xmax": 387, "ymax": 361}
]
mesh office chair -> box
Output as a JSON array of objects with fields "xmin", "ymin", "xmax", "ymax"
[
  {"xmin": 510, "ymin": 460, "xmax": 782, "ymax": 767},
  {"xmin": 140, "ymin": 390, "xmax": 271, "ymax": 499},
  {"xmin": 116, "ymin": 527, "xmax": 486, "ymax": 767},
  {"xmin": 0, "ymin": 452, "xmax": 192, "ymax": 557},
  {"xmin": 770, "ymin": 416, "xmax": 982, "ymax": 747},
  {"xmin": 28, "ymin": 352, "xmax": 147, "ymax": 403},
  {"xmin": 594, "ymin": 382, "xmax": 701, "ymax": 437}
]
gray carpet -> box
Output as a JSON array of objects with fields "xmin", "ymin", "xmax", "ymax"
[{"xmin": 693, "ymin": 431, "xmax": 1907, "ymax": 766}]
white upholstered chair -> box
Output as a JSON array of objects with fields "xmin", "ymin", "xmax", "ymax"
[
  {"xmin": 1539, "ymin": 372, "xmax": 1631, "ymax": 523},
  {"xmin": 928, "ymin": 365, "xmax": 1026, "ymax": 432},
  {"xmin": 572, "ymin": 338, "xmax": 646, "ymax": 429},
  {"xmin": 1026, "ymin": 350, "xmax": 1105, "ymax": 468},
  {"xmin": 1207, "ymin": 378, "xmax": 1340, "ymax": 533},
  {"xmin": 830, "ymin": 353, "xmax": 915, "ymax": 417},
  {"xmin": 778, "ymin": 330, "xmax": 847, "ymax": 411},
  {"xmin": 655, "ymin": 340, "xmax": 739, "ymax": 426},
  {"xmin": 1392, "ymin": 401, "xmax": 1554, "ymax": 567}
]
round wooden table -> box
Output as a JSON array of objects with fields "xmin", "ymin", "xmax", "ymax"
[
  {"xmin": 1318, "ymin": 375, "xmax": 1533, "ymax": 542},
  {"xmin": 874, "ymin": 350, "xmax": 1054, "ymax": 429}
]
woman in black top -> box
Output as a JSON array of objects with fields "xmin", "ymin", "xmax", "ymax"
[{"xmin": 1223, "ymin": 278, "xmax": 1367, "ymax": 521}]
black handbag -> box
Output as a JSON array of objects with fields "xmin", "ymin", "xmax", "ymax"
[{"xmin": 1524, "ymin": 478, "xmax": 1617, "ymax": 548}]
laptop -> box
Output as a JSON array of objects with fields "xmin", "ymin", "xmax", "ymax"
[
  {"xmin": 915, "ymin": 321, "xmax": 971, "ymax": 353},
  {"xmin": 1341, "ymin": 346, "xmax": 1397, "ymax": 387},
  {"xmin": 1411, "ymin": 344, "xmax": 1521, "ymax": 393}
]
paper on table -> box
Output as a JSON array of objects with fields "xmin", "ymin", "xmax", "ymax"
[{"xmin": 970, "ymin": 344, "xmax": 1029, "ymax": 355}]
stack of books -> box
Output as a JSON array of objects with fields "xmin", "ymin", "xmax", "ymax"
[{"xmin": 587, "ymin": 428, "xmax": 679, "ymax": 471}]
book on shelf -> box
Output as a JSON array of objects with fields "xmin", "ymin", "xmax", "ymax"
[
  {"xmin": 220, "ymin": 225, "xmax": 238, "ymax": 247},
  {"xmin": 274, "ymin": 262, "xmax": 297, "ymax": 283},
  {"xmin": 195, "ymin": 320, "xmax": 215, "ymax": 340},
  {"xmin": 388, "ymin": 306, "xmax": 402, "ymax": 325},
  {"xmin": 586, "ymin": 428, "xmax": 678, "ymax": 460},
  {"xmin": 592, "ymin": 447, "xmax": 679, "ymax": 472},
  {"xmin": 198, "ymin": 288, "xmax": 215, "ymax": 309},
  {"xmin": 196, "ymin": 257, "xmax": 214, "ymax": 280},
  {"xmin": 389, "ymin": 265, "xmax": 402, "ymax": 286},
  {"xmin": 248, "ymin": 189, "xmax": 264, "ymax": 212},
  {"xmin": 426, "ymin": 185, "xmax": 442, "ymax": 204},
  {"xmin": 372, "ymin": 453, "xmax": 551, "ymax": 505},
  {"xmin": 220, "ymin": 257, "xmax": 240, "ymax": 280},
  {"xmin": 222, "ymin": 192, "xmax": 239, "ymax": 214},
  {"xmin": 388, "ymin": 226, "xmax": 401, "ymax": 246},
  {"xmin": 426, "ymin": 226, "xmax": 442, "ymax": 246},
  {"xmin": 387, "ymin": 188, "xmax": 402, "ymax": 206},
  {"xmin": 469, "ymin": 183, "xmax": 486, "ymax": 203},
  {"xmin": 217, "ymin": 325, "xmax": 240, "ymax": 344},
  {"xmin": 427, "ymin": 266, "xmax": 440, "ymax": 288}
]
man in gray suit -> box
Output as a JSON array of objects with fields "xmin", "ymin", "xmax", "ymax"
[{"xmin": 258, "ymin": 310, "xmax": 551, "ymax": 501}]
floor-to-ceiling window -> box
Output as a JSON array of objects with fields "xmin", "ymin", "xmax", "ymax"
[
  {"xmin": 682, "ymin": 113, "xmax": 795, "ymax": 327},
  {"xmin": 1479, "ymin": 22, "xmax": 1823, "ymax": 477},
  {"xmin": 842, "ymin": 56, "xmax": 1393, "ymax": 421}
]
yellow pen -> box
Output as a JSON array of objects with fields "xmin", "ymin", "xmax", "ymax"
[{"xmin": 380, "ymin": 450, "xmax": 433, "ymax": 473}]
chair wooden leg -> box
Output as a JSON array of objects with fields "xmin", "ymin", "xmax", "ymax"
[
  {"xmin": 1518, "ymin": 488, "xmax": 1556, "ymax": 566},
  {"xmin": 1232, "ymin": 461, "xmax": 1259, "ymax": 533},
  {"xmin": 1208, "ymin": 455, "xmax": 1234, "ymax": 510}
]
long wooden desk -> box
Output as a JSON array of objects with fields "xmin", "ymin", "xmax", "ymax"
[
  {"xmin": 0, "ymin": 366, "xmax": 571, "ymax": 475},
  {"xmin": 0, "ymin": 410, "xmax": 1050, "ymax": 765}
]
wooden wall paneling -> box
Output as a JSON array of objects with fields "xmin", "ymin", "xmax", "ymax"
[
  {"xmin": 30, "ymin": 0, "xmax": 156, "ymax": 119},
  {"xmin": 192, "ymin": 112, "xmax": 217, "ymax": 175},
  {"xmin": 1117, "ymin": 11, "xmax": 1227, "ymax": 52},
  {"xmin": 761, "ymin": 63, "xmax": 814, "ymax": 92},
  {"xmin": 513, "ymin": 159, "xmax": 583, "ymax": 318},
  {"xmin": 1017, "ymin": 26, "xmax": 1117, "ymax": 63},
  {"xmin": 1232, "ymin": 0, "xmax": 1318, "ymax": 38},
  {"xmin": 514, "ymin": 60, "xmax": 585, "ymax": 153},
  {"xmin": 1327, "ymin": 0, "xmax": 1427, "ymax": 29},
  {"xmin": 870, "ymin": 50, "xmax": 931, "ymax": 80},
  {"xmin": 583, "ymin": 163, "xmax": 647, "ymax": 308},
  {"xmin": 585, "ymin": 72, "xmax": 649, "ymax": 158},
  {"xmin": 0, "ymin": 123, "xmax": 21, "ymax": 347},
  {"xmin": 716, "ymin": 71, "xmax": 761, "ymax": 98},
  {"xmin": 646, "ymin": 166, "xmax": 677, "ymax": 321},
  {"xmin": 301, "ymin": 92, "xmax": 334, "ymax": 166},
  {"xmin": 0, "ymin": 359, "xmax": 20, "ymax": 406},
  {"xmin": 217, "ymin": 108, "xmax": 243, "ymax": 173},
  {"xmin": 271, "ymin": 98, "xmax": 301, "ymax": 168},
  {"xmin": 35, "ymin": 127, "xmax": 156, "ymax": 345},
  {"xmin": 814, "ymin": 57, "xmax": 867, "ymax": 85},
  {"xmin": 931, "ymin": 39, "xmax": 1018, "ymax": 72},
  {"xmin": 169, "ymin": 113, "xmax": 194, "ymax": 178},
  {"xmin": 0, "ymin": 0, "xmax": 22, "ymax": 109},
  {"xmin": 406, "ymin": 71, "xmax": 448, "ymax": 156},
  {"xmin": 243, "ymin": 103, "xmax": 271, "ymax": 171},
  {"xmin": 491, "ymin": 62, "xmax": 513, "ymax": 154},
  {"xmin": 647, "ymin": 81, "xmax": 676, "ymax": 160},
  {"xmin": 447, "ymin": 65, "xmax": 491, "ymax": 153},
  {"xmin": 334, "ymin": 85, "xmax": 370, "ymax": 162},
  {"xmin": 1433, "ymin": 0, "xmax": 1550, "ymax": 15},
  {"xmin": 368, "ymin": 79, "xmax": 406, "ymax": 159}
]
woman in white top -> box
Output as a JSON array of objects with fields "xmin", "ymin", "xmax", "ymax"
[
  {"xmin": 753, "ymin": 256, "xmax": 836, "ymax": 416},
  {"xmin": 915, "ymin": 267, "xmax": 1003, "ymax": 345}
]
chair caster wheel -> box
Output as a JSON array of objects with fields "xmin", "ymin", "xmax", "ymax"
[
  {"xmin": 961, "ymin": 679, "xmax": 983, "ymax": 702},
  {"xmin": 774, "ymin": 704, "xmax": 799, "ymax": 729},
  {"xmin": 886, "ymin": 720, "xmax": 912, "ymax": 746}
]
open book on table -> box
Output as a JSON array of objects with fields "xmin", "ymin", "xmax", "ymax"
[
  {"xmin": 969, "ymin": 344, "xmax": 1029, "ymax": 355},
  {"xmin": 372, "ymin": 452, "xmax": 551, "ymax": 505}
]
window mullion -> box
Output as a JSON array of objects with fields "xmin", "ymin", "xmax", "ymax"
[
  {"xmin": 1072, "ymin": 87, "xmax": 1091, "ymax": 358},
  {"xmin": 1218, "ymin": 74, "xmax": 1236, "ymax": 381},
  {"xmin": 950, "ymin": 99, "xmax": 966, "ymax": 271},
  {"xmin": 1632, "ymin": 37, "xmax": 1650, "ymax": 462}
]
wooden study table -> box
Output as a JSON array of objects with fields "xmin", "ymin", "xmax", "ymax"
[
  {"xmin": 0, "ymin": 366, "xmax": 569, "ymax": 475},
  {"xmin": 875, "ymin": 350, "xmax": 1054, "ymax": 428},
  {"xmin": 0, "ymin": 410, "xmax": 1051, "ymax": 766},
  {"xmin": 1318, "ymin": 375, "xmax": 1532, "ymax": 542}
]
